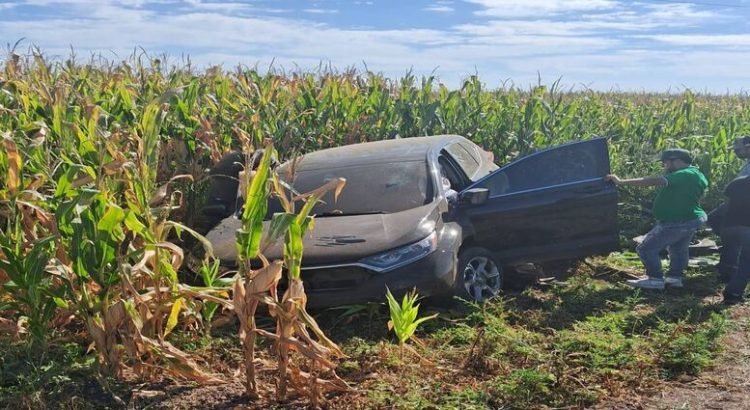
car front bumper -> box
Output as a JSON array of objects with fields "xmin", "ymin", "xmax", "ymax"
[{"xmin": 302, "ymin": 233, "xmax": 460, "ymax": 309}]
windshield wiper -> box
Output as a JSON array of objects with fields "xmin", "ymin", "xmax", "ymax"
[{"xmin": 315, "ymin": 210, "xmax": 389, "ymax": 217}]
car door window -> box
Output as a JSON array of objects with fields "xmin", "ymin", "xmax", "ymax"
[
  {"xmin": 438, "ymin": 156, "xmax": 467, "ymax": 191},
  {"xmin": 445, "ymin": 143, "xmax": 481, "ymax": 180},
  {"xmin": 476, "ymin": 138, "xmax": 609, "ymax": 197}
]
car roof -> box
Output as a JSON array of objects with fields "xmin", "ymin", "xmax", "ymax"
[{"xmin": 285, "ymin": 134, "xmax": 469, "ymax": 171}]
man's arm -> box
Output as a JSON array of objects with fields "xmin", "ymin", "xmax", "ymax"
[{"xmin": 604, "ymin": 174, "xmax": 667, "ymax": 187}]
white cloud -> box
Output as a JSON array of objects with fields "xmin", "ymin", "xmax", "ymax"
[
  {"xmin": 303, "ymin": 8, "xmax": 339, "ymax": 14},
  {"xmin": 426, "ymin": 6, "xmax": 454, "ymax": 13},
  {"xmin": 186, "ymin": 2, "xmax": 254, "ymax": 13},
  {"xmin": 426, "ymin": 1, "xmax": 455, "ymax": 13},
  {"xmin": 645, "ymin": 34, "xmax": 750, "ymax": 47},
  {"xmin": 1, "ymin": 0, "xmax": 749, "ymax": 92},
  {"xmin": 464, "ymin": 0, "xmax": 619, "ymax": 17},
  {"xmin": 642, "ymin": 2, "xmax": 717, "ymax": 20}
]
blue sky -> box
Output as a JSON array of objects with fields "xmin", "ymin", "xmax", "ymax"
[{"xmin": 1, "ymin": 0, "xmax": 750, "ymax": 93}]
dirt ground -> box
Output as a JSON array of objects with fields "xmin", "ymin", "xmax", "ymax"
[{"xmin": 597, "ymin": 302, "xmax": 750, "ymax": 410}]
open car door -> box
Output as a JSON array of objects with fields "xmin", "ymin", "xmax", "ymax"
[{"xmin": 457, "ymin": 137, "xmax": 619, "ymax": 264}]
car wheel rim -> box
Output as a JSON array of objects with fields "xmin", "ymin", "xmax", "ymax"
[{"xmin": 462, "ymin": 256, "xmax": 501, "ymax": 302}]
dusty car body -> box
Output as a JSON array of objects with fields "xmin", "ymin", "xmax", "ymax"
[{"xmin": 204, "ymin": 135, "xmax": 619, "ymax": 307}]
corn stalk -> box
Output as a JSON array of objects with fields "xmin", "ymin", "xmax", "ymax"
[
  {"xmin": 257, "ymin": 173, "xmax": 349, "ymax": 404},
  {"xmin": 234, "ymin": 142, "xmax": 277, "ymax": 397}
]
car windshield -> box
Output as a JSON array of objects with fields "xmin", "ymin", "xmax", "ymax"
[{"xmin": 267, "ymin": 160, "xmax": 433, "ymax": 216}]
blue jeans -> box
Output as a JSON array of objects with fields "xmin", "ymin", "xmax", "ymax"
[
  {"xmin": 636, "ymin": 217, "xmax": 706, "ymax": 279},
  {"xmin": 722, "ymin": 226, "xmax": 750, "ymax": 297}
]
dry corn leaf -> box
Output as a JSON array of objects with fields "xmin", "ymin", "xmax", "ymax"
[
  {"xmin": 86, "ymin": 316, "xmax": 112, "ymax": 368},
  {"xmin": 132, "ymin": 249, "xmax": 157, "ymax": 274},
  {"xmin": 233, "ymin": 278, "xmax": 247, "ymax": 319},
  {"xmin": 71, "ymin": 173, "xmax": 95, "ymax": 189},
  {"xmin": 159, "ymin": 241, "xmax": 184, "ymax": 270},
  {"xmin": 141, "ymin": 336, "xmax": 223, "ymax": 384},
  {"xmin": 289, "ymin": 367, "xmax": 350, "ymax": 393},
  {"xmin": 24, "ymin": 174, "xmax": 46, "ymax": 192},
  {"xmin": 292, "ymin": 177, "xmax": 346, "ymax": 202},
  {"xmin": 70, "ymin": 159, "xmax": 127, "ymax": 189},
  {"xmin": 102, "ymin": 159, "xmax": 128, "ymax": 176},
  {"xmin": 0, "ymin": 317, "xmax": 25, "ymax": 336},
  {"xmin": 232, "ymin": 127, "xmax": 251, "ymax": 152},
  {"xmin": 3, "ymin": 133, "xmax": 21, "ymax": 194},
  {"xmin": 282, "ymin": 279, "xmax": 307, "ymax": 304},
  {"xmin": 149, "ymin": 174, "xmax": 193, "ymax": 207},
  {"xmin": 246, "ymin": 260, "xmax": 283, "ymax": 295},
  {"xmin": 178, "ymin": 285, "xmax": 233, "ymax": 309},
  {"xmin": 254, "ymin": 329, "xmax": 337, "ymax": 370},
  {"xmin": 297, "ymin": 308, "xmax": 344, "ymax": 356},
  {"xmin": 132, "ymin": 241, "xmax": 184, "ymax": 276}
]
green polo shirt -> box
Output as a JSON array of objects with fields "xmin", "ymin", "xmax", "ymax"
[{"xmin": 653, "ymin": 166, "xmax": 708, "ymax": 223}]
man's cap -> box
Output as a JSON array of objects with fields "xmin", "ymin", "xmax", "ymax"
[{"xmin": 659, "ymin": 148, "xmax": 693, "ymax": 164}]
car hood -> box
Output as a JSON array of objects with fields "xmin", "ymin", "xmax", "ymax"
[{"xmin": 206, "ymin": 203, "xmax": 441, "ymax": 266}]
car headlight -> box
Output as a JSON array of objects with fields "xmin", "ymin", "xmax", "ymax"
[{"xmin": 359, "ymin": 231, "xmax": 438, "ymax": 272}]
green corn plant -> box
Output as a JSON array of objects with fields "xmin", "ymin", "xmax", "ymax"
[
  {"xmin": 39, "ymin": 88, "xmax": 224, "ymax": 384},
  {"xmin": 385, "ymin": 287, "xmax": 438, "ymax": 360},
  {"xmin": 0, "ymin": 235, "xmax": 60, "ymax": 348},
  {"xmin": 0, "ymin": 133, "xmax": 65, "ymax": 346},
  {"xmin": 233, "ymin": 142, "xmax": 278, "ymax": 397},
  {"xmin": 197, "ymin": 257, "xmax": 224, "ymax": 337},
  {"xmin": 56, "ymin": 190, "xmax": 128, "ymax": 375}
]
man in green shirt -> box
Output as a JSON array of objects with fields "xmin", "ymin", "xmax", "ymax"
[{"xmin": 605, "ymin": 149, "xmax": 708, "ymax": 289}]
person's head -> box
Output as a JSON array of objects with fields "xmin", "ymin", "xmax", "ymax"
[
  {"xmin": 732, "ymin": 136, "xmax": 750, "ymax": 160},
  {"xmin": 659, "ymin": 149, "xmax": 692, "ymax": 172}
]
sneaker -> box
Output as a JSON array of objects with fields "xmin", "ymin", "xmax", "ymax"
[
  {"xmin": 626, "ymin": 277, "xmax": 665, "ymax": 290},
  {"xmin": 664, "ymin": 277, "xmax": 683, "ymax": 288}
]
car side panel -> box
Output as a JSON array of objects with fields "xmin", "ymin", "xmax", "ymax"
[
  {"xmin": 457, "ymin": 138, "xmax": 619, "ymax": 263},
  {"xmin": 458, "ymin": 179, "xmax": 618, "ymax": 263}
]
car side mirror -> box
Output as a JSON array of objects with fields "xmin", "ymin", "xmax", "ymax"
[{"xmin": 460, "ymin": 188, "xmax": 489, "ymax": 205}]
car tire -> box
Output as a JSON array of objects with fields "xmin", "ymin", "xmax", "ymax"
[{"xmin": 453, "ymin": 247, "xmax": 503, "ymax": 303}]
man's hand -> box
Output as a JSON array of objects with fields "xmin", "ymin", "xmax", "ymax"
[
  {"xmin": 603, "ymin": 174, "xmax": 666, "ymax": 188},
  {"xmin": 604, "ymin": 174, "xmax": 621, "ymax": 184}
]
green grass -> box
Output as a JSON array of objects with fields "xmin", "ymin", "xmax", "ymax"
[
  {"xmin": 323, "ymin": 253, "xmax": 729, "ymax": 409},
  {"xmin": 0, "ymin": 253, "xmax": 733, "ymax": 409},
  {"xmin": 0, "ymin": 341, "xmax": 115, "ymax": 409}
]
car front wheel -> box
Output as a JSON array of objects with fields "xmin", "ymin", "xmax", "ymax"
[{"xmin": 455, "ymin": 247, "xmax": 503, "ymax": 303}]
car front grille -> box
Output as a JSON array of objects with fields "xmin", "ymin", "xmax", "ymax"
[{"xmin": 299, "ymin": 265, "xmax": 374, "ymax": 291}]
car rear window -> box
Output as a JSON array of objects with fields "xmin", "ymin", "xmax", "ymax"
[{"xmin": 267, "ymin": 160, "xmax": 433, "ymax": 216}]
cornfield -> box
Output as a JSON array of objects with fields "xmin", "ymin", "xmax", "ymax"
[{"xmin": 1, "ymin": 49, "xmax": 749, "ymax": 405}]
